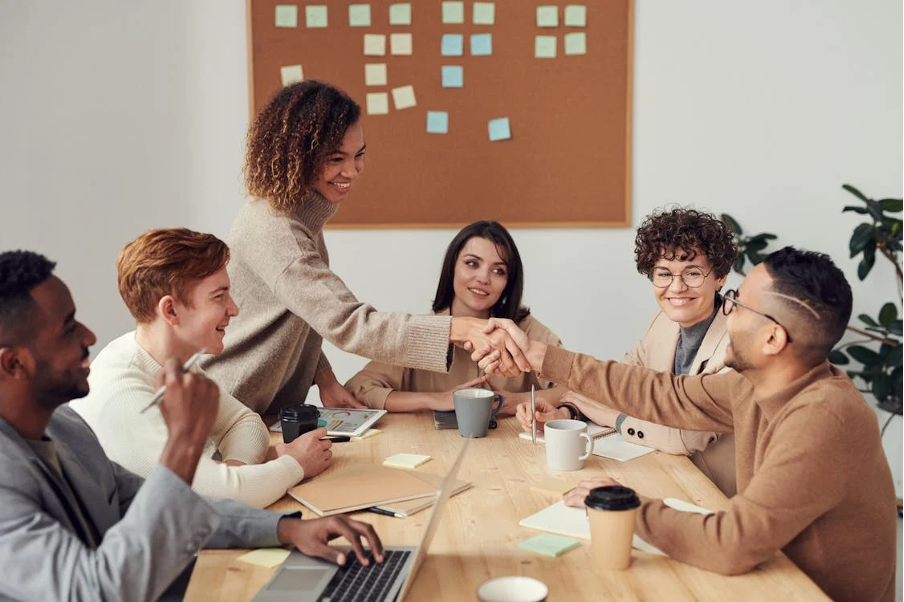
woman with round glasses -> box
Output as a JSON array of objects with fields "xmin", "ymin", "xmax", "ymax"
[{"xmin": 517, "ymin": 207, "xmax": 740, "ymax": 496}]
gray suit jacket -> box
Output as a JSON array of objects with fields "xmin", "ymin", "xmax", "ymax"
[{"xmin": 0, "ymin": 406, "xmax": 286, "ymax": 602}]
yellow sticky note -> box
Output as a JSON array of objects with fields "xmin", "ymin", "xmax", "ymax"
[
  {"xmin": 305, "ymin": 5, "xmax": 328, "ymax": 28},
  {"xmin": 364, "ymin": 34, "xmax": 386, "ymax": 56},
  {"xmin": 390, "ymin": 33, "xmax": 412, "ymax": 55},
  {"xmin": 384, "ymin": 453, "xmax": 431, "ymax": 469},
  {"xmin": 564, "ymin": 5, "xmax": 587, "ymax": 27},
  {"xmin": 349, "ymin": 4, "xmax": 371, "ymax": 27},
  {"xmin": 355, "ymin": 428, "xmax": 382, "ymax": 440},
  {"xmin": 472, "ymin": 2, "xmax": 495, "ymax": 25},
  {"xmin": 275, "ymin": 5, "xmax": 298, "ymax": 27},
  {"xmin": 389, "ymin": 3, "xmax": 412, "ymax": 25},
  {"xmin": 535, "ymin": 35, "xmax": 556, "ymax": 59},
  {"xmin": 536, "ymin": 6, "xmax": 558, "ymax": 27},
  {"xmin": 237, "ymin": 548, "xmax": 291, "ymax": 568},
  {"xmin": 564, "ymin": 32, "xmax": 586, "ymax": 55},
  {"xmin": 366, "ymin": 93, "xmax": 389, "ymax": 115},
  {"xmin": 391, "ymin": 85, "xmax": 416, "ymax": 110},
  {"xmin": 364, "ymin": 63, "xmax": 387, "ymax": 86},
  {"xmin": 280, "ymin": 65, "xmax": 304, "ymax": 86},
  {"xmin": 442, "ymin": 1, "xmax": 464, "ymax": 24}
]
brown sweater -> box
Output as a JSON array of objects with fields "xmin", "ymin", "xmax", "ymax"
[
  {"xmin": 202, "ymin": 194, "xmax": 452, "ymax": 414},
  {"xmin": 541, "ymin": 346, "xmax": 897, "ymax": 602}
]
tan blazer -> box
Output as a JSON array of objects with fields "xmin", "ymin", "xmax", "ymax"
[
  {"xmin": 618, "ymin": 310, "xmax": 736, "ymax": 496},
  {"xmin": 345, "ymin": 312, "xmax": 563, "ymax": 408}
]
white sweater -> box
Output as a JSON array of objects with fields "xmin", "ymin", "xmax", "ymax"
[{"xmin": 70, "ymin": 332, "xmax": 305, "ymax": 508}]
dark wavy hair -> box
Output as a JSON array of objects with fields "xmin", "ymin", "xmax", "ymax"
[
  {"xmin": 0, "ymin": 250, "xmax": 56, "ymax": 345},
  {"xmin": 634, "ymin": 207, "xmax": 738, "ymax": 278},
  {"xmin": 244, "ymin": 80, "xmax": 361, "ymax": 213},
  {"xmin": 763, "ymin": 246, "xmax": 852, "ymax": 363},
  {"xmin": 432, "ymin": 221, "xmax": 530, "ymax": 322}
]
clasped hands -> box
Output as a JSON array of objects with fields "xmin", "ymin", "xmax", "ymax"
[{"xmin": 453, "ymin": 317, "xmax": 545, "ymax": 377}]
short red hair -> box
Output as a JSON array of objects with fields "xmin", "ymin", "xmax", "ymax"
[{"xmin": 117, "ymin": 228, "xmax": 229, "ymax": 323}]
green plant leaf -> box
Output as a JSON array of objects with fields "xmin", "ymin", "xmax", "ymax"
[
  {"xmin": 842, "ymin": 184, "xmax": 869, "ymax": 202},
  {"xmin": 889, "ymin": 344, "xmax": 903, "ymax": 367},
  {"xmin": 878, "ymin": 198, "xmax": 903, "ymax": 213},
  {"xmin": 842, "ymin": 205, "xmax": 869, "ymax": 215},
  {"xmin": 721, "ymin": 213, "xmax": 742, "ymax": 235},
  {"xmin": 849, "ymin": 223, "xmax": 874, "ymax": 256},
  {"xmin": 879, "ymin": 303, "xmax": 898, "ymax": 325},
  {"xmin": 859, "ymin": 313, "xmax": 879, "ymax": 327},
  {"xmin": 746, "ymin": 239, "xmax": 769, "ymax": 251},
  {"xmin": 828, "ymin": 349, "xmax": 850, "ymax": 365},
  {"xmin": 857, "ymin": 246, "xmax": 876, "ymax": 280},
  {"xmin": 888, "ymin": 320, "xmax": 903, "ymax": 336},
  {"xmin": 872, "ymin": 373, "xmax": 891, "ymax": 402},
  {"xmin": 865, "ymin": 199, "xmax": 885, "ymax": 222},
  {"xmin": 732, "ymin": 255, "xmax": 746, "ymax": 275},
  {"xmin": 847, "ymin": 345, "xmax": 881, "ymax": 364}
]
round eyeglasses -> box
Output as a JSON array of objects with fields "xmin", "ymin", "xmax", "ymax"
[{"xmin": 649, "ymin": 267, "xmax": 713, "ymax": 289}]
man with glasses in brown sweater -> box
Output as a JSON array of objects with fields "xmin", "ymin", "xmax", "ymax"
[{"xmin": 478, "ymin": 246, "xmax": 896, "ymax": 602}]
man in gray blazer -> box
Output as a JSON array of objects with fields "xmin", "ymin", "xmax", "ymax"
[{"xmin": 0, "ymin": 250, "xmax": 384, "ymax": 601}]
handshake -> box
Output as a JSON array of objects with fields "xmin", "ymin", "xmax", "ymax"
[{"xmin": 452, "ymin": 317, "xmax": 547, "ymax": 377}]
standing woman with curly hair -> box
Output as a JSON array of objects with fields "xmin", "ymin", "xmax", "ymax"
[
  {"xmin": 202, "ymin": 81, "xmax": 528, "ymax": 415},
  {"xmin": 517, "ymin": 207, "xmax": 740, "ymax": 496}
]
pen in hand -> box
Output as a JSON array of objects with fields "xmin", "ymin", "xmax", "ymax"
[{"xmin": 139, "ymin": 348, "xmax": 207, "ymax": 414}]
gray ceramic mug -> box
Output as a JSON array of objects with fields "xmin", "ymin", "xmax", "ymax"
[{"xmin": 453, "ymin": 388, "xmax": 505, "ymax": 438}]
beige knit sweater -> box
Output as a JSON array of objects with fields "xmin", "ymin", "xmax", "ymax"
[
  {"xmin": 202, "ymin": 193, "xmax": 452, "ymax": 414},
  {"xmin": 541, "ymin": 346, "xmax": 897, "ymax": 602}
]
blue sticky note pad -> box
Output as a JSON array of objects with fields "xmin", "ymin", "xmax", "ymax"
[
  {"xmin": 441, "ymin": 34, "xmax": 464, "ymax": 57},
  {"xmin": 488, "ymin": 117, "xmax": 510, "ymax": 141},
  {"xmin": 470, "ymin": 33, "xmax": 492, "ymax": 56},
  {"xmin": 518, "ymin": 533, "xmax": 580, "ymax": 557},
  {"xmin": 426, "ymin": 111, "xmax": 449, "ymax": 134},
  {"xmin": 442, "ymin": 66, "xmax": 463, "ymax": 88}
]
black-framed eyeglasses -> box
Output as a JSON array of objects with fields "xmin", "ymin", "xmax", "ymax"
[
  {"xmin": 721, "ymin": 289, "xmax": 793, "ymax": 343},
  {"xmin": 649, "ymin": 267, "xmax": 713, "ymax": 289}
]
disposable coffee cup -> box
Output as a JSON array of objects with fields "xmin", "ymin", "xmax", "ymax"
[
  {"xmin": 279, "ymin": 404, "xmax": 320, "ymax": 444},
  {"xmin": 585, "ymin": 485, "xmax": 641, "ymax": 570},
  {"xmin": 452, "ymin": 388, "xmax": 504, "ymax": 438}
]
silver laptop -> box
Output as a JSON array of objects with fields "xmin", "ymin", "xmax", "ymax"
[{"xmin": 254, "ymin": 440, "xmax": 470, "ymax": 602}]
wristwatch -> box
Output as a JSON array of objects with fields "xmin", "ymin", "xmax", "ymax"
[{"xmin": 559, "ymin": 401, "xmax": 584, "ymax": 421}]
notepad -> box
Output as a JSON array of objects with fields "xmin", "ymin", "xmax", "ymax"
[
  {"xmin": 237, "ymin": 548, "xmax": 291, "ymax": 568},
  {"xmin": 384, "ymin": 453, "xmax": 431, "ymax": 469},
  {"xmin": 371, "ymin": 474, "xmax": 472, "ymax": 517},
  {"xmin": 519, "ymin": 533, "xmax": 580, "ymax": 557}
]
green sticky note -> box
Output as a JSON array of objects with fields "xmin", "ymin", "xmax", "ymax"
[
  {"xmin": 564, "ymin": 5, "xmax": 587, "ymax": 27},
  {"xmin": 389, "ymin": 3, "xmax": 412, "ymax": 25},
  {"xmin": 306, "ymin": 5, "xmax": 328, "ymax": 28},
  {"xmin": 535, "ymin": 35, "xmax": 556, "ymax": 59},
  {"xmin": 519, "ymin": 533, "xmax": 580, "ymax": 557},
  {"xmin": 349, "ymin": 4, "xmax": 371, "ymax": 27},
  {"xmin": 275, "ymin": 5, "xmax": 298, "ymax": 27},
  {"xmin": 472, "ymin": 2, "xmax": 495, "ymax": 25},
  {"xmin": 536, "ymin": 6, "xmax": 558, "ymax": 27},
  {"xmin": 564, "ymin": 32, "xmax": 586, "ymax": 56},
  {"xmin": 442, "ymin": 1, "xmax": 464, "ymax": 24}
]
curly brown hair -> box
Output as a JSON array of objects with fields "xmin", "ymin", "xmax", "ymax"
[
  {"xmin": 634, "ymin": 207, "xmax": 738, "ymax": 278},
  {"xmin": 244, "ymin": 80, "xmax": 361, "ymax": 213}
]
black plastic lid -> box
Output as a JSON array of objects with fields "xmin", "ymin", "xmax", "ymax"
[
  {"xmin": 584, "ymin": 486, "xmax": 641, "ymax": 511},
  {"xmin": 279, "ymin": 404, "xmax": 320, "ymax": 422}
]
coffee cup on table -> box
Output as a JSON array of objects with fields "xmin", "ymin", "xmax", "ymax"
[
  {"xmin": 278, "ymin": 403, "xmax": 320, "ymax": 444},
  {"xmin": 452, "ymin": 388, "xmax": 504, "ymax": 438},
  {"xmin": 585, "ymin": 485, "xmax": 641, "ymax": 570},
  {"xmin": 543, "ymin": 419, "xmax": 593, "ymax": 471}
]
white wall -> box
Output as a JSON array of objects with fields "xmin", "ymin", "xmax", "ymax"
[{"xmin": 1, "ymin": 0, "xmax": 901, "ymax": 493}]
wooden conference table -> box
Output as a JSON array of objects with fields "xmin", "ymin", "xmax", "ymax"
[{"xmin": 186, "ymin": 413, "xmax": 827, "ymax": 601}]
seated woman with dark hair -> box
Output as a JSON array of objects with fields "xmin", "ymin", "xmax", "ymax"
[
  {"xmin": 517, "ymin": 207, "xmax": 740, "ymax": 496},
  {"xmin": 345, "ymin": 221, "xmax": 565, "ymax": 414}
]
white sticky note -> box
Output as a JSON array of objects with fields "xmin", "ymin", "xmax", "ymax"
[
  {"xmin": 537, "ymin": 6, "xmax": 558, "ymax": 27},
  {"xmin": 383, "ymin": 453, "xmax": 431, "ymax": 469},
  {"xmin": 280, "ymin": 65, "xmax": 304, "ymax": 86},
  {"xmin": 305, "ymin": 5, "xmax": 328, "ymax": 28},
  {"xmin": 348, "ymin": 4, "xmax": 371, "ymax": 27},
  {"xmin": 391, "ymin": 85, "xmax": 417, "ymax": 110},
  {"xmin": 442, "ymin": 1, "xmax": 464, "ymax": 24},
  {"xmin": 366, "ymin": 92, "xmax": 389, "ymax": 115},
  {"xmin": 275, "ymin": 5, "xmax": 298, "ymax": 27},
  {"xmin": 426, "ymin": 111, "xmax": 449, "ymax": 134},
  {"xmin": 390, "ymin": 33, "xmax": 412, "ymax": 55},
  {"xmin": 473, "ymin": 2, "xmax": 495, "ymax": 25},
  {"xmin": 564, "ymin": 5, "xmax": 587, "ymax": 27},
  {"xmin": 389, "ymin": 3, "xmax": 412, "ymax": 25},
  {"xmin": 535, "ymin": 35, "xmax": 556, "ymax": 58},
  {"xmin": 564, "ymin": 32, "xmax": 586, "ymax": 55},
  {"xmin": 488, "ymin": 117, "xmax": 511, "ymax": 141},
  {"xmin": 364, "ymin": 63, "xmax": 387, "ymax": 86},
  {"xmin": 364, "ymin": 34, "xmax": 386, "ymax": 56}
]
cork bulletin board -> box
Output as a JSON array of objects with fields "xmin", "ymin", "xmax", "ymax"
[{"xmin": 247, "ymin": 0, "xmax": 633, "ymax": 228}]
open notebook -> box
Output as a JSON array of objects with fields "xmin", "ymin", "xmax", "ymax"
[{"xmin": 518, "ymin": 422, "xmax": 654, "ymax": 462}]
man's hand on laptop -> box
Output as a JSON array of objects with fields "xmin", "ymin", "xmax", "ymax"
[{"xmin": 277, "ymin": 515, "xmax": 384, "ymax": 567}]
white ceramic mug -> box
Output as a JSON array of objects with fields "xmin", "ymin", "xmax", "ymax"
[{"xmin": 544, "ymin": 419, "xmax": 593, "ymax": 471}]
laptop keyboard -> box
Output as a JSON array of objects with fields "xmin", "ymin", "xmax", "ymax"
[{"xmin": 319, "ymin": 549, "xmax": 412, "ymax": 602}]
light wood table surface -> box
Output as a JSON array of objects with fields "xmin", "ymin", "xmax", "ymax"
[{"xmin": 186, "ymin": 413, "xmax": 827, "ymax": 601}]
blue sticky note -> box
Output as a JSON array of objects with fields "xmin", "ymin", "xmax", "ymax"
[
  {"xmin": 441, "ymin": 34, "xmax": 464, "ymax": 57},
  {"xmin": 441, "ymin": 65, "xmax": 463, "ymax": 88},
  {"xmin": 488, "ymin": 117, "xmax": 511, "ymax": 141},
  {"xmin": 470, "ymin": 33, "xmax": 492, "ymax": 56},
  {"xmin": 426, "ymin": 111, "xmax": 449, "ymax": 134}
]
